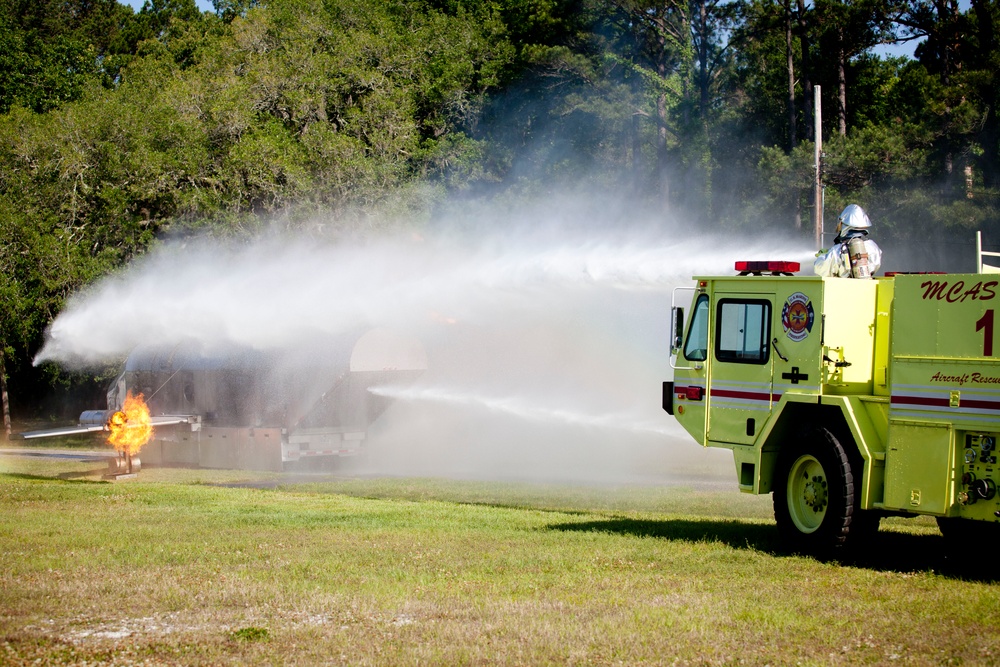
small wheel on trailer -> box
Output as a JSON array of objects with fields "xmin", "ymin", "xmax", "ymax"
[{"xmin": 773, "ymin": 427, "xmax": 863, "ymax": 555}]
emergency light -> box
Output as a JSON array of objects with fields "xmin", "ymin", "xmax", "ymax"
[
  {"xmin": 673, "ymin": 385, "xmax": 703, "ymax": 401},
  {"xmin": 735, "ymin": 261, "xmax": 800, "ymax": 275}
]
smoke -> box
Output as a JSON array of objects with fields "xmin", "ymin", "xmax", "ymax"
[{"xmin": 35, "ymin": 206, "xmax": 815, "ymax": 483}]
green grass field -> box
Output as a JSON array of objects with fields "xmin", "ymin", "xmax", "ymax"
[{"xmin": 1, "ymin": 451, "xmax": 998, "ymax": 666}]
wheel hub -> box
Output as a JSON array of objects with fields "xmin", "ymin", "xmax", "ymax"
[
  {"xmin": 802, "ymin": 473, "xmax": 828, "ymax": 511},
  {"xmin": 787, "ymin": 455, "xmax": 829, "ymax": 533}
]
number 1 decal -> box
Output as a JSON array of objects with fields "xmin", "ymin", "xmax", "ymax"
[{"xmin": 977, "ymin": 309, "xmax": 994, "ymax": 356}]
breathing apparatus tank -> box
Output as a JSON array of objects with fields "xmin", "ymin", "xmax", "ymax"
[{"xmin": 847, "ymin": 236, "xmax": 871, "ymax": 279}]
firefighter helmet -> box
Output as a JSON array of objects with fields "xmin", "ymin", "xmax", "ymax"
[{"xmin": 838, "ymin": 204, "xmax": 871, "ymax": 231}]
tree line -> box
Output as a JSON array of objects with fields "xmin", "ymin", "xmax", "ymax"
[{"xmin": 1, "ymin": 0, "xmax": 998, "ymax": 417}]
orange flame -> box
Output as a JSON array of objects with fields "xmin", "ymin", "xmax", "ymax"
[{"xmin": 107, "ymin": 391, "xmax": 153, "ymax": 456}]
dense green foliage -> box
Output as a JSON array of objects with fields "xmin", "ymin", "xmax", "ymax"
[{"xmin": 2, "ymin": 0, "xmax": 999, "ymax": 413}]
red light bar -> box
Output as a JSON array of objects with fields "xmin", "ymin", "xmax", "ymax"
[{"xmin": 735, "ymin": 261, "xmax": 800, "ymax": 274}]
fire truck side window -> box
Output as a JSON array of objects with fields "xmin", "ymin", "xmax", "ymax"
[
  {"xmin": 715, "ymin": 299, "xmax": 770, "ymax": 364},
  {"xmin": 683, "ymin": 294, "xmax": 710, "ymax": 361}
]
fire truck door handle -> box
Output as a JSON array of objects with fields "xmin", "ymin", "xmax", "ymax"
[{"xmin": 771, "ymin": 338, "xmax": 788, "ymax": 362}]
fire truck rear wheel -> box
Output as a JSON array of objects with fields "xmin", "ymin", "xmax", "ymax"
[{"xmin": 773, "ymin": 427, "xmax": 857, "ymax": 555}]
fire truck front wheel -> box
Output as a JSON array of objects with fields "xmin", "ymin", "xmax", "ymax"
[{"xmin": 773, "ymin": 427, "xmax": 857, "ymax": 554}]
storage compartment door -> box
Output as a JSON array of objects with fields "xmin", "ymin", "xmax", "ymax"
[{"xmin": 884, "ymin": 421, "xmax": 955, "ymax": 514}]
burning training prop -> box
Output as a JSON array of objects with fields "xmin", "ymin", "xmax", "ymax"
[{"xmin": 105, "ymin": 391, "xmax": 152, "ymax": 476}]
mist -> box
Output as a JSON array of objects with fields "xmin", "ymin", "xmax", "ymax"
[{"xmin": 36, "ymin": 204, "xmax": 815, "ymax": 484}]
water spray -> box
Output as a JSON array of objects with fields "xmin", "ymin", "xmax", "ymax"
[
  {"xmin": 370, "ymin": 385, "xmax": 673, "ymax": 436},
  {"xmin": 29, "ymin": 221, "xmax": 813, "ymax": 483}
]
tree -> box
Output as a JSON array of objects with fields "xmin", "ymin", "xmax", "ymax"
[
  {"xmin": 732, "ymin": 0, "xmax": 802, "ymax": 148},
  {"xmin": 603, "ymin": 0, "xmax": 691, "ymax": 193},
  {"xmin": 0, "ymin": 0, "xmax": 133, "ymax": 113},
  {"xmin": 814, "ymin": 0, "xmax": 896, "ymax": 136},
  {"xmin": 0, "ymin": 0, "xmax": 521, "ymax": 413}
]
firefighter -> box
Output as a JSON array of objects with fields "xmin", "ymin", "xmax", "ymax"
[{"xmin": 813, "ymin": 204, "xmax": 882, "ymax": 278}]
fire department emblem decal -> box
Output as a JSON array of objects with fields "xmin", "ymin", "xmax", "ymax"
[{"xmin": 782, "ymin": 292, "xmax": 814, "ymax": 342}]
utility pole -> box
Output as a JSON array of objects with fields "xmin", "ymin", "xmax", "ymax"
[{"xmin": 814, "ymin": 85, "xmax": 823, "ymax": 251}]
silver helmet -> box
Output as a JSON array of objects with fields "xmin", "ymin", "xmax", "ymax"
[{"xmin": 838, "ymin": 204, "xmax": 871, "ymax": 231}]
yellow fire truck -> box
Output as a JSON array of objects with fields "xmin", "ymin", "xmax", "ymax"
[{"xmin": 664, "ymin": 261, "xmax": 1000, "ymax": 553}]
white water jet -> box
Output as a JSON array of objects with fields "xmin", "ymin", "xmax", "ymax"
[
  {"xmin": 35, "ymin": 217, "xmax": 814, "ymax": 483},
  {"xmin": 35, "ymin": 230, "xmax": 812, "ymax": 365},
  {"xmin": 370, "ymin": 384, "xmax": 675, "ymax": 436}
]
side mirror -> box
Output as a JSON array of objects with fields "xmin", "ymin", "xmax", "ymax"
[{"xmin": 670, "ymin": 307, "xmax": 684, "ymax": 353}]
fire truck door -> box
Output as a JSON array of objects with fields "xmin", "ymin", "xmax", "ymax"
[{"xmin": 706, "ymin": 294, "xmax": 775, "ymax": 445}]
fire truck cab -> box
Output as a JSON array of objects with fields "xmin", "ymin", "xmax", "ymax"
[{"xmin": 664, "ymin": 261, "xmax": 1000, "ymax": 553}]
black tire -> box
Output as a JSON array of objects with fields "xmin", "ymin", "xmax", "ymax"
[{"xmin": 773, "ymin": 427, "xmax": 862, "ymax": 555}]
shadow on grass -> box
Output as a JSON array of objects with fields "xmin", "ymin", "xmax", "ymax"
[
  {"xmin": 219, "ymin": 480, "xmax": 598, "ymax": 515},
  {"xmin": 58, "ymin": 468, "xmax": 110, "ymax": 480},
  {"xmin": 1, "ymin": 471, "xmax": 108, "ymax": 484},
  {"xmin": 549, "ymin": 517, "xmax": 1000, "ymax": 582},
  {"xmin": 551, "ymin": 516, "xmax": 779, "ymax": 550}
]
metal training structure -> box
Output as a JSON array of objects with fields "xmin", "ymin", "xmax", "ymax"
[{"xmin": 15, "ymin": 328, "xmax": 427, "ymax": 471}]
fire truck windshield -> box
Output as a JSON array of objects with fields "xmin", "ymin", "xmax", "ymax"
[{"xmin": 683, "ymin": 294, "xmax": 710, "ymax": 361}]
